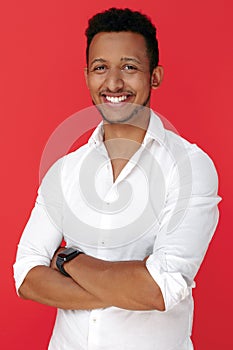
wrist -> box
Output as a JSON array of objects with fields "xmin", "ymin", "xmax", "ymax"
[
  {"xmin": 63, "ymin": 252, "xmax": 85, "ymax": 276},
  {"xmin": 56, "ymin": 247, "xmax": 84, "ymax": 277}
]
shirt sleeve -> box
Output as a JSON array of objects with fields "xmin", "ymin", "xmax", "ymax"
[
  {"xmin": 13, "ymin": 158, "xmax": 64, "ymax": 294},
  {"xmin": 146, "ymin": 148, "xmax": 221, "ymax": 311}
]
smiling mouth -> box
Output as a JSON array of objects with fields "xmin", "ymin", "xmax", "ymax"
[{"xmin": 101, "ymin": 93, "xmax": 133, "ymax": 104}]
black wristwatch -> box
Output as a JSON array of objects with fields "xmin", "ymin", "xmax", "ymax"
[{"xmin": 56, "ymin": 247, "xmax": 84, "ymax": 277}]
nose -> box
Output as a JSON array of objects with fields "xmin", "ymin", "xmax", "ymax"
[{"xmin": 104, "ymin": 67, "xmax": 124, "ymax": 92}]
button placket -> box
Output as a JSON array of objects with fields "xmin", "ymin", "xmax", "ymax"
[{"xmin": 87, "ymin": 310, "xmax": 101, "ymax": 350}]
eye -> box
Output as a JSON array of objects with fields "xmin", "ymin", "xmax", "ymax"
[
  {"xmin": 123, "ymin": 65, "xmax": 138, "ymax": 72},
  {"xmin": 93, "ymin": 65, "xmax": 107, "ymax": 73},
  {"xmin": 123, "ymin": 64, "xmax": 137, "ymax": 70}
]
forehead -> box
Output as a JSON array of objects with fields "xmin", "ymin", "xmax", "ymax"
[{"xmin": 88, "ymin": 31, "xmax": 149, "ymax": 63}]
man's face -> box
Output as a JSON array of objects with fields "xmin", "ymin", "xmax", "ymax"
[{"xmin": 85, "ymin": 31, "xmax": 158, "ymax": 124}]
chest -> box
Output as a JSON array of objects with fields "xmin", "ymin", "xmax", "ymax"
[{"xmin": 61, "ymin": 153, "xmax": 166, "ymax": 259}]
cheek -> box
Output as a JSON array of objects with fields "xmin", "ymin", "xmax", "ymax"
[
  {"xmin": 87, "ymin": 76, "xmax": 103, "ymax": 92},
  {"xmin": 135, "ymin": 78, "xmax": 151, "ymax": 95},
  {"xmin": 128, "ymin": 74, "xmax": 151, "ymax": 90},
  {"xmin": 87, "ymin": 76, "xmax": 107, "ymax": 103}
]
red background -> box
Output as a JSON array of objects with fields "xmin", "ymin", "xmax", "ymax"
[{"xmin": 1, "ymin": 0, "xmax": 232, "ymax": 349}]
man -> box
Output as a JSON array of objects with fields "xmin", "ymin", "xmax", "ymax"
[{"xmin": 14, "ymin": 8, "xmax": 220, "ymax": 350}]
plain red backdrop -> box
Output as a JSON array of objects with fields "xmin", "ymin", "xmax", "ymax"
[{"xmin": 1, "ymin": 0, "xmax": 232, "ymax": 349}]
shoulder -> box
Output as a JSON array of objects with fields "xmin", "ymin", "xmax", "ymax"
[
  {"xmin": 39, "ymin": 143, "xmax": 89, "ymax": 191},
  {"xmin": 164, "ymin": 130, "xmax": 219, "ymax": 196}
]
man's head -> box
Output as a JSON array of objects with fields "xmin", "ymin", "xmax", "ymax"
[
  {"xmin": 85, "ymin": 8, "xmax": 159, "ymax": 75},
  {"xmin": 84, "ymin": 8, "xmax": 163, "ymax": 124}
]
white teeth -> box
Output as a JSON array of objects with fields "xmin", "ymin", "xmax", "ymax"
[{"xmin": 105, "ymin": 95, "xmax": 128, "ymax": 103}]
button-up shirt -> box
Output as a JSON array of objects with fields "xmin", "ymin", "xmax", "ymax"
[{"xmin": 14, "ymin": 111, "xmax": 221, "ymax": 350}]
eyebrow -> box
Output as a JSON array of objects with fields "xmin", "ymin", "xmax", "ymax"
[
  {"xmin": 90, "ymin": 58, "xmax": 107, "ymax": 66},
  {"xmin": 120, "ymin": 57, "xmax": 141, "ymax": 64},
  {"xmin": 90, "ymin": 57, "xmax": 141, "ymax": 66}
]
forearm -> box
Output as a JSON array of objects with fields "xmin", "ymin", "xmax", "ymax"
[
  {"xmin": 65, "ymin": 254, "xmax": 165, "ymax": 311},
  {"xmin": 18, "ymin": 265, "xmax": 110, "ymax": 310}
]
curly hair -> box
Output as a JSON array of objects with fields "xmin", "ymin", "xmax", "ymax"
[{"xmin": 85, "ymin": 8, "xmax": 159, "ymax": 74}]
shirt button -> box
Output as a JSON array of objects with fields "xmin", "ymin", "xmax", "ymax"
[{"xmin": 93, "ymin": 318, "xmax": 97, "ymax": 323}]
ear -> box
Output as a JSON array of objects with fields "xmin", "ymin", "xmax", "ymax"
[
  {"xmin": 150, "ymin": 65, "xmax": 164, "ymax": 89},
  {"xmin": 84, "ymin": 67, "xmax": 89, "ymax": 88}
]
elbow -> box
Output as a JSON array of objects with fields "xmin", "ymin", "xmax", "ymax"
[
  {"xmin": 17, "ymin": 277, "xmax": 33, "ymax": 300},
  {"xmin": 155, "ymin": 296, "xmax": 166, "ymax": 312},
  {"xmin": 150, "ymin": 288, "xmax": 166, "ymax": 312},
  {"xmin": 156, "ymin": 300, "xmax": 166, "ymax": 312},
  {"xmin": 18, "ymin": 283, "xmax": 28, "ymax": 300}
]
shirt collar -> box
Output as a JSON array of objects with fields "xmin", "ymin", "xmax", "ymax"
[
  {"xmin": 88, "ymin": 109, "xmax": 165, "ymax": 148},
  {"xmin": 88, "ymin": 122, "xmax": 104, "ymax": 147},
  {"xmin": 143, "ymin": 110, "xmax": 165, "ymax": 146}
]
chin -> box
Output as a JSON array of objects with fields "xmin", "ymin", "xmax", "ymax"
[{"xmin": 94, "ymin": 101, "xmax": 150, "ymax": 125}]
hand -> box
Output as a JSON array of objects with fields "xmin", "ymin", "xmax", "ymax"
[{"xmin": 50, "ymin": 246, "xmax": 66, "ymax": 271}]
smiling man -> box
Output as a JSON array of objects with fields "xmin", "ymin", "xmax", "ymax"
[
  {"xmin": 14, "ymin": 8, "xmax": 220, "ymax": 350},
  {"xmin": 85, "ymin": 30, "xmax": 163, "ymax": 125}
]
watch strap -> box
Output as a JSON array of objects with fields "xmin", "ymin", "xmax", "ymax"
[
  {"xmin": 56, "ymin": 248, "xmax": 84, "ymax": 277},
  {"xmin": 56, "ymin": 255, "xmax": 71, "ymax": 277}
]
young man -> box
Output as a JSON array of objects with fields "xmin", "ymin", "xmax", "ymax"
[{"xmin": 14, "ymin": 8, "xmax": 220, "ymax": 350}]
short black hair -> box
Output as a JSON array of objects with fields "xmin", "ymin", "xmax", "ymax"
[{"xmin": 85, "ymin": 8, "xmax": 159, "ymax": 74}]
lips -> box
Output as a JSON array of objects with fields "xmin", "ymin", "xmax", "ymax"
[
  {"xmin": 101, "ymin": 93, "xmax": 133, "ymax": 104},
  {"xmin": 105, "ymin": 95, "xmax": 127, "ymax": 103}
]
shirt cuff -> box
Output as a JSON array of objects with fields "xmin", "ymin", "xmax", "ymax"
[
  {"xmin": 146, "ymin": 252, "xmax": 190, "ymax": 311},
  {"xmin": 13, "ymin": 253, "xmax": 50, "ymax": 295}
]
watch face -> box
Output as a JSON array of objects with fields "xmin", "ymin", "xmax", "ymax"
[{"xmin": 58, "ymin": 248, "xmax": 78, "ymax": 259}]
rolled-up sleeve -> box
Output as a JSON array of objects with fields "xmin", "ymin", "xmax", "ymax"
[
  {"xmin": 146, "ymin": 148, "xmax": 221, "ymax": 311},
  {"xmin": 13, "ymin": 159, "xmax": 64, "ymax": 293}
]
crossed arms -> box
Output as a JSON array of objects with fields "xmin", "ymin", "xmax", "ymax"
[{"xmin": 18, "ymin": 249, "xmax": 165, "ymax": 311}]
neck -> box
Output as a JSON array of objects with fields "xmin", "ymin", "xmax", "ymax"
[
  {"xmin": 103, "ymin": 111, "xmax": 150, "ymax": 162},
  {"xmin": 103, "ymin": 110, "xmax": 150, "ymax": 143}
]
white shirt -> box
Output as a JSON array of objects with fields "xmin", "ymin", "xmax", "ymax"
[{"xmin": 14, "ymin": 111, "xmax": 221, "ymax": 350}]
